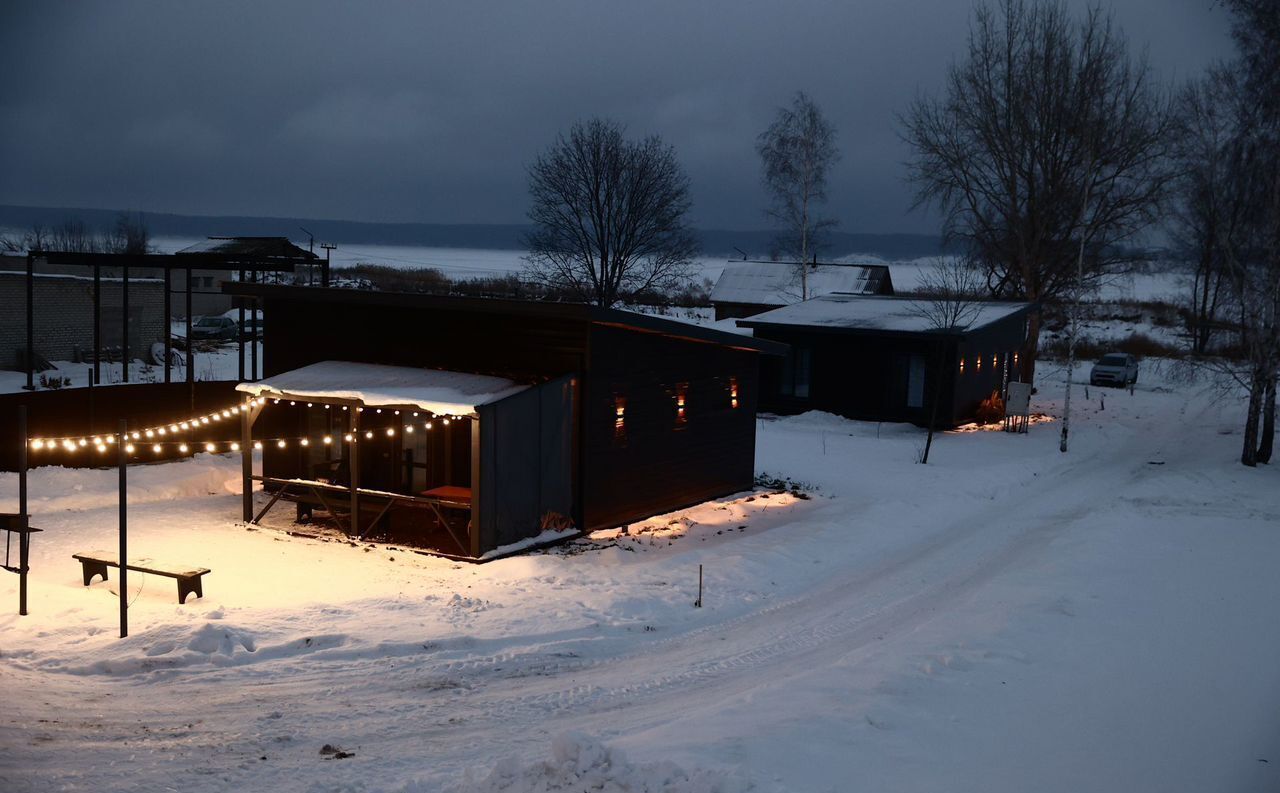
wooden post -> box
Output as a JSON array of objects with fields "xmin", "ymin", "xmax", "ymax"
[
  {"xmin": 121, "ymin": 265, "xmax": 129, "ymax": 383},
  {"xmin": 349, "ymin": 406, "xmax": 360, "ymax": 537},
  {"xmin": 117, "ymin": 418, "xmax": 128, "ymax": 639},
  {"xmin": 237, "ymin": 271, "xmax": 246, "ymax": 382},
  {"xmin": 241, "ymin": 396, "xmax": 253, "ymax": 523},
  {"xmin": 469, "ymin": 416, "xmax": 481, "ymax": 558},
  {"xmin": 250, "ymin": 297, "xmax": 259, "ymax": 381},
  {"xmin": 695, "ymin": 564, "xmax": 702, "ymax": 608},
  {"xmin": 18, "ymin": 406, "xmax": 29, "ymax": 616},
  {"xmin": 163, "ymin": 267, "xmax": 171, "ymax": 383}
]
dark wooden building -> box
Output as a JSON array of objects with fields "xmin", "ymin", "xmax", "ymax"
[
  {"xmin": 225, "ymin": 284, "xmax": 784, "ymax": 559},
  {"xmin": 738, "ymin": 294, "xmax": 1031, "ymax": 427},
  {"xmin": 710, "ymin": 261, "xmax": 893, "ymax": 321}
]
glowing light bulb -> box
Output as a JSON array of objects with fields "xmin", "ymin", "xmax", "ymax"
[
  {"xmin": 131, "ymin": 432, "xmax": 140, "ymax": 440},
  {"xmin": 230, "ymin": 442, "xmax": 241, "ymax": 451},
  {"xmin": 92, "ymin": 436, "xmax": 101, "ymax": 444},
  {"xmin": 125, "ymin": 443, "xmax": 136, "ymax": 453},
  {"xmin": 300, "ymin": 438, "xmax": 310, "ymax": 446},
  {"xmin": 107, "ymin": 435, "xmax": 116, "ymax": 443},
  {"xmin": 276, "ymin": 439, "xmax": 286, "ymax": 448},
  {"xmin": 404, "ymin": 425, "xmax": 414, "ymax": 434},
  {"xmin": 96, "ymin": 444, "xmax": 107, "ymax": 453},
  {"xmin": 364, "ymin": 431, "xmax": 373, "ymax": 439},
  {"xmin": 152, "ymin": 444, "xmax": 162, "ymax": 453},
  {"xmin": 442, "ymin": 418, "xmax": 450, "ymax": 426},
  {"xmin": 146, "ymin": 429, "xmax": 155, "ymax": 438},
  {"xmin": 201, "ymin": 417, "xmax": 209, "ymax": 424},
  {"xmin": 289, "ymin": 401, "xmax": 295, "ymax": 406},
  {"xmin": 169, "ymin": 425, "xmax": 179, "ymax": 433},
  {"xmin": 78, "ymin": 438, "xmax": 87, "ymax": 447},
  {"xmin": 179, "ymin": 422, "xmax": 189, "ymax": 430},
  {"xmin": 425, "ymin": 421, "xmax": 433, "ymax": 430},
  {"xmin": 30, "ymin": 439, "xmax": 44, "ymax": 449},
  {"xmin": 323, "ymin": 435, "xmax": 332, "ymax": 445},
  {"xmin": 307, "ymin": 403, "xmax": 313, "ymax": 408},
  {"xmin": 178, "ymin": 443, "xmax": 189, "ymax": 453},
  {"xmin": 205, "ymin": 443, "xmax": 216, "ymax": 452},
  {"xmin": 343, "ymin": 433, "xmax": 353, "ymax": 442},
  {"xmin": 385, "ymin": 428, "xmax": 394, "ymax": 436},
  {"xmin": 157, "ymin": 427, "xmax": 166, "ymax": 436},
  {"xmin": 253, "ymin": 441, "xmax": 263, "ymax": 450}
]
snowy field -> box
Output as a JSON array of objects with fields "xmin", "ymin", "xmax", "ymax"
[{"xmin": 1, "ymin": 360, "xmax": 1278, "ymax": 792}]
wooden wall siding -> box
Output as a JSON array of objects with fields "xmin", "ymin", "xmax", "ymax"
[
  {"xmin": 754, "ymin": 309, "xmax": 1029, "ymax": 428},
  {"xmin": 583, "ymin": 325, "xmax": 758, "ymax": 531},
  {"xmin": 259, "ymin": 297, "xmax": 590, "ymax": 382}
]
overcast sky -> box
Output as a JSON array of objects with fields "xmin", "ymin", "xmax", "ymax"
[{"xmin": 0, "ymin": 1, "xmax": 1234, "ymax": 234}]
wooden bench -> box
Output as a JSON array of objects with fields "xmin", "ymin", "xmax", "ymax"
[{"xmin": 72, "ymin": 551, "xmax": 210, "ymax": 604}]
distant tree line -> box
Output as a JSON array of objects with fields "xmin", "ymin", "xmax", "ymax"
[{"xmin": 1, "ymin": 211, "xmax": 152, "ymax": 256}]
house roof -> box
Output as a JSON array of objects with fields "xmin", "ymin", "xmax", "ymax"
[
  {"xmin": 236, "ymin": 361, "xmax": 529, "ymax": 416},
  {"xmin": 710, "ymin": 261, "xmax": 892, "ymax": 306},
  {"xmin": 737, "ymin": 294, "xmax": 1031, "ymax": 336},
  {"xmin": 222, "ymin": 283, "xmax": 788, "ymax": 356},
  {"xmin": 177, "ymin": 237, "xmax": 318, "ymax": 261}
]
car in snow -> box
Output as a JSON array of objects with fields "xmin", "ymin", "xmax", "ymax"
[
  {"xmin": 188, "ymin": 315, "xmax": 239, "ymax": 341},
  {"xmin": 1090, "ymin": 352, "xmax": 1138, "ymax": 387}
]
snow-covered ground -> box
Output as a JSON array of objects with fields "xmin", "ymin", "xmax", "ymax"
[{"xmin": 1, "ymin": 360, "xmax": 1277, "ymax": 792}]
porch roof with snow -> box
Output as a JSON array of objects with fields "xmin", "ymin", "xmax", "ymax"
[
  {"xmin": 710, "ymin": 261, "xmax": 892, "ymax": 307},
  {"xmin": 235, "ymin": 361, "xmax": 530, "ymax": 416},
  {"xmin": 737, "ymin": 294, "xmax": 1031, "ymax": 336}
]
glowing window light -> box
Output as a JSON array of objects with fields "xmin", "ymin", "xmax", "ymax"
[
  {"xmin": 976, "ymin": 356, "xmax": 983, "ymax": 372},
  {"xmin": 178, "ymin": 443, "xmax": 189, "ymax": 453},
  {"xmin": 959, "ymin": 357, "xmax": 965, "ymax": 373},
  {"xmin": 992, "ymin": 354, "xmax": 998, "ymax": 368}
]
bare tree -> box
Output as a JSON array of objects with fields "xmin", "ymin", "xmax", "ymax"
[
  {"xmin": 900, "ymin": 0, "xmax": 1173, "ymax": 387},
  {"xmin": 523, "ymin": 118, "xmax": 699, "ymax": 307},
  {"xmin": 910, "ymin": 258, "xmax": 985, "ymax": 463},
  {"xmin": 103, "ymin": 211, "xmax": 152, "ymax": 255},
  {"xmin": 1170, "ymin": 72, "xmax": 1243, "ymax": 355},
  {"xmin": 757, "ymin": 91, "xmax": 840, "ymax": 298},
  {"xmin": 45, "ymin": 217, "xmax": 99, "ymax": 252}
]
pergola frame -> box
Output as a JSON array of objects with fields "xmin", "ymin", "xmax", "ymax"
[
  {"xmin": 239, "ymin": 392, "xmax": 481, "ymax": 557},
  {"xmin": 21, "ymin": 249, "xmax": 324, "ymax": 393}
]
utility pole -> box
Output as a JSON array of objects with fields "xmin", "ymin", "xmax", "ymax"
[{"xmin": 320, "ymin": 243, "xmax": 336, "ymax": 288}]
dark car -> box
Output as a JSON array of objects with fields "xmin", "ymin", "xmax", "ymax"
[
  {"xmin": 188, "ymin": 315, "xmax": 239, "ymax": 341},
  {"xmin": 1090, "ymin": 352, "xmax": 1138, "ymax": 387}
]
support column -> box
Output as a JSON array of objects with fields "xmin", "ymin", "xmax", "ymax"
[
  {"xmin": 18, "ymin": 405, "xmax": 28, "ymax": 616},
  {"xmin": 121, "ymin": 265, "xmax": 129, "ymax": 383},
  {"xmin": 117, "ymin": 418, "xmax": 128, "ymax": 639},
  {"xmin": 349, "ymin": 406, "xmax": 360, "ymax": 537},
  {"xmin": 185, "ymin": 267, "xmax": 193, "ymax": 385},
  {"xmin": 241, "ymin": 395, "xmax": 253, "ymax": 522},
  {"xmin": 470, "ymin": 417, "xmax": 481, "ymax": 558},
  {"xmin": 24, "ymin": 254, "xmax": 33, "ymax": 391},
  {"xmin": 94, "ymin": 264, "xmax": 101, "ymax": 385},
  {"xmin": 237, "ymin": 268, "xmax": 246, "ymax": 382},
  {"xmin": 163, "ymin": 267, "xmax": 171, "ymax": 383}
]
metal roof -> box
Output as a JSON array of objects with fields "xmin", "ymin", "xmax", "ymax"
[
  {"xmin": 710, "ymin": 261, "xmax": 892, "ymax": 306},
  {"xmin": 738, "ymin": 294, "xmax": 1031, "ymax": 336},
  {"xmin": 238, "ymin": 361, "xmax": 529, "ymax": 416},
  {"xmin": 222, "ymin": 283, "xmax": 788, "ymax": 356},
  {"xmin": 177, "ymin": 237, "xmax": 318, "ymax": 260}
]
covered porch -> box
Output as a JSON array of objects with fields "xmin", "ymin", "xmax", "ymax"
[{"xmin": 237, "ymin": 361, "xmax": 577, "ymax": 559}]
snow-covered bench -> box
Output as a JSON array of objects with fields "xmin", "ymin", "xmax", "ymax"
[{"xmin": 72, "ymin": 551, "xmax": 210, "ymax": 604}]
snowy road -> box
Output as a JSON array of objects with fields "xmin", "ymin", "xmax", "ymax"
[{"xmin": 2, "ymin": 364, "xmax": 1279, "ymax": 792}]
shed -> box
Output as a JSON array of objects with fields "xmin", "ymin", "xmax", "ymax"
[
  {"xmin": 224, "ymin": 283, "xmax": 785, "ymax": 559},
  {"xmin": 710, "ymin": 261, "xmax": 893, "ymax": 320},
  {"xmin": 738, "ymin": 294, "xmax": 1031, "ymax": 427}
]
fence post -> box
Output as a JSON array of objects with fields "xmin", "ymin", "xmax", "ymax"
[{"xmin": 118, "ymin": 419, "xmax": 128, "ymax": 639}]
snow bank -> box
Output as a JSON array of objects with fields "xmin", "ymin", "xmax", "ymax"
[
  {"xmin": 0, "ymin": 453, "xmax": 243, "ymax": 514},
  {"xmin": 434, "ymin": 733, "xmax": 753, "ymax": 793}
]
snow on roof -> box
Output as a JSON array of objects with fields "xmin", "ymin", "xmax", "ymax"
[
  {"xmin": 738, "ymin": 294, "xmax": 1030, "ymax": 334},
  {"xmin": 236, "ymin": 361, "xmax": 529, "ymax": 415},
  {"xmin": 177, "ymin": 237, "xmax": 318, "ymax": 260},
  {"xmin": 710, "ymin": 261, "xmax": 889, "ymax": 306}
]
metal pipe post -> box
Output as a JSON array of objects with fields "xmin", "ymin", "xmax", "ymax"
[
  {"xmin": 18, "ymin": 405, "xmax": 29, "ymax": 616},
  {"xmin": 121, "ymin": 265, "xmax": 129, "ymax": 383},
  {"xmin": 117, "ymin": 418, "xmax": 128, "ymax": 639},
  {"xmin": 93, "ymin": 264, "xmax": 101, "ymax": 385},
  {"xmin": 25, "ymin": 254, "xmax": 34, "ymax": 391},
  {"xmin": 163, "ymin": 267, "xmax": 171, "ymax": 383}
]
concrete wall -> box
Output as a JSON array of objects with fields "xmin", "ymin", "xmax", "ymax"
[{"xmin": 0, "ymin": 271, "xmax": 164, "ymax": 370}]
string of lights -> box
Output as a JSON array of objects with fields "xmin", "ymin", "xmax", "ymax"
[{"xmin": 27, "ymin": 397, "xmax": 470, "ymax": 457}]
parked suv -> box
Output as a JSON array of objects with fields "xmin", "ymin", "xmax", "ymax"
[{"xmin": 1090, "ymin": 352, "xmax": 1138, "ymax": 387}]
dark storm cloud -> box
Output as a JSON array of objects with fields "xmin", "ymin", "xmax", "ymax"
[{"xmin": 0, "ymin": 0, "xmax": 1233, "ymax": 234}]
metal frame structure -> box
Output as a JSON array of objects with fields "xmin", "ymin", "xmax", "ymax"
[{"xmin": 21, "ymin": 245, "xmax": 322, "ymax": 393}]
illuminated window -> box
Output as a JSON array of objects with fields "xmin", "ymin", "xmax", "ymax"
[
  {"xmin": 976, "ymin": 355, "xmax": 983, "ymax": 372},
  {"xmin": 673, "ymin": 384, "xmax": 688, "ymax": 428},
  {"xmin": 614, "ymin": 395, "xmax": 627, "ymax": 444},
  {"xmin": 959, "ymin": 357, "xmax": 966, "ymax": 374},
  {"xmin": 992, "ymin": 353, "xmax": 998, "ymax": 369},
  {"xmin": 729, "ymin": 376, "xmax": 739, "ymax": 409}
]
